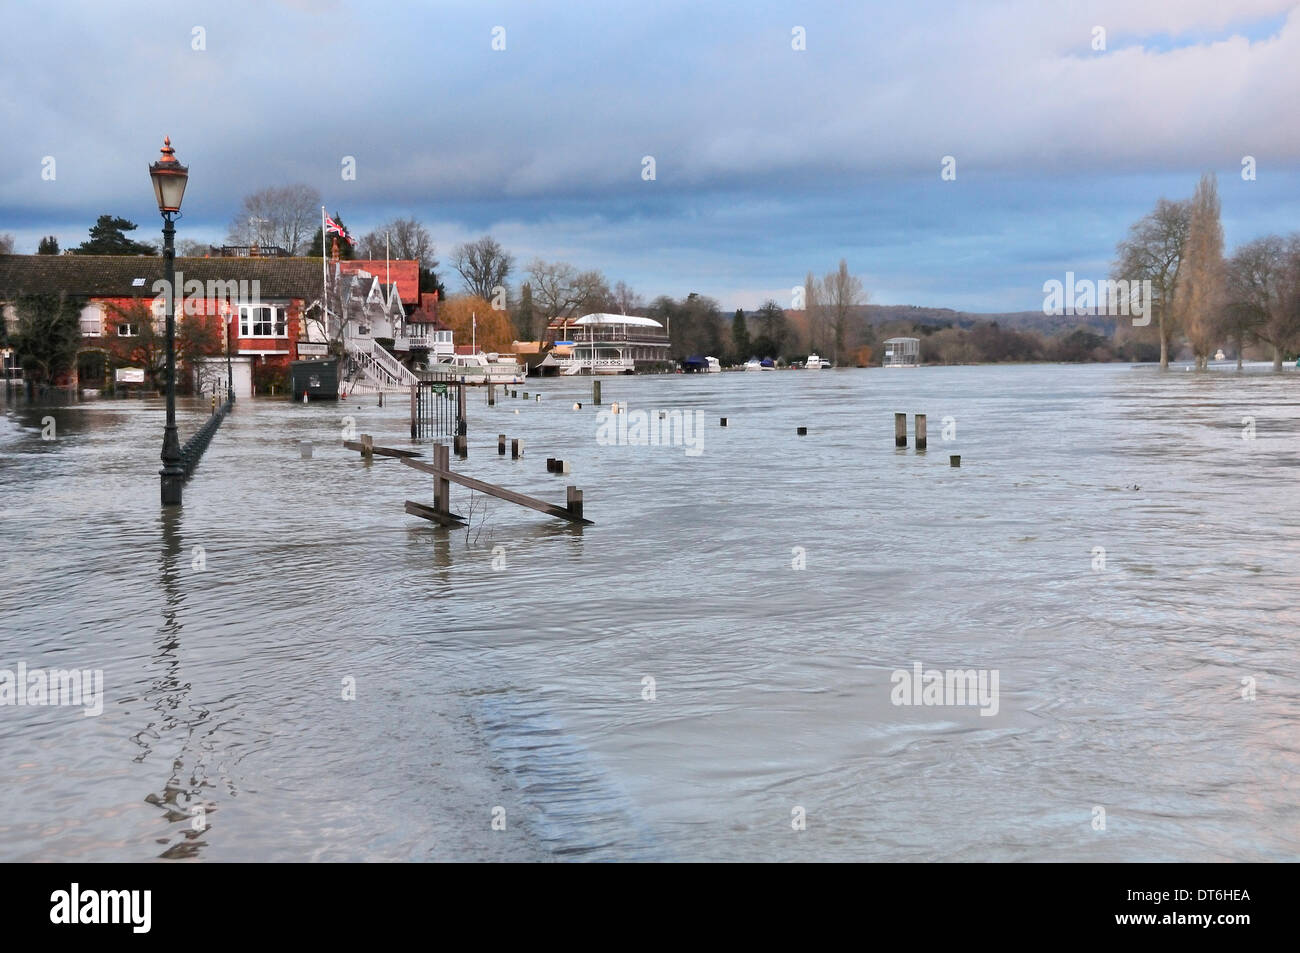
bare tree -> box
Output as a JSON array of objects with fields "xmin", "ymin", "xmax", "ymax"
[
  {"xmin": 1175, "ymin": 174, "xmax": 1225, "ymax": 370},
  {"xmin": 803, "ymin": 270, "xmax": 825, "ymax": 353},
  {"xmin": 0, "ymin": 234, "xmax": 14, "ymax": 254},
  {"xmin": 821, "ymin": 259, "xmax": 866, "ymax": 364},
  {"xmin": 1226, "ymin": 235, "xmax": 1300, "ymax": 371},
  {"xmin": 227, "ymin": 184, "xmax": 322, "ymax": 255},
  {"xmin": 611, "ymin": 280, "xmax": 643, "ymax": 315},
  {"xmin": 574, "ymin": 270, "xmax": 612, "ymax": 314},
  {"xmin": 527, "ymin": 259, "xmax": 582, "ymax": 320},
  {"xmin": 1115, "ymin": 197, "xmax": 1191, "ymax": 370},
  {"xmin": 452, "ymin": 236, "xmax": 512, "ymax": 300},
  {"xmin": 358, "ymin": 217, "xmax": 438, "ymax": 267}
]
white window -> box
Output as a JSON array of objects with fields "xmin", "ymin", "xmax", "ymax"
[
  {"xmin": 239, "ymin": 304, "xmax": 287, "ymax": 338},
  {"xmin": 117, "ymin": 323, "xmax": 139, "ymax": 337},
  {"xmin": 79, "ymin": 304, "xmax": 103, "ymax": 337}
]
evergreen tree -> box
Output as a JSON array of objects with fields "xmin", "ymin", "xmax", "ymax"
[
  {"xmin": 419, "ymin": 266, "xmax": 446, "ymax": 297},
  {"xmin": 731, "ymin": 308, "xmax": 751, "ymax": 361},
  {"xmin": 515, "ymin": 282, "xmax": 536, "ymax": 339},
  {"xmin": 74, "ymin": 215, "xmax": 155, "ymax": 255},
  {"xmin": 304, "ymin": 212, "xmax": 356, "ymax": 259},
  {"xmin": 37, "ymin": 235, "xmax": 59, "ymax": 255},
  {"xmin": 11, "ymin": 293, "xmax": 82, "ymax": 391}
]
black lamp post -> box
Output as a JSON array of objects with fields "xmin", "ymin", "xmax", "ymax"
[
  {"xmin": 149, "ymin": 137, "xmax": 189, "ymax": 506},
  {"xmin": 226, "ymin": 313, "xmax": 234, "ymax": 402}
]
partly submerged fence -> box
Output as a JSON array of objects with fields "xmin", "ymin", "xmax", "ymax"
[
  {"xmin": 410, "ymin": 370, "xmax": 465, "ymax": 441},
  {"xmin": 180, "ymin": 395, "xmax": 233, "ymax": 478}
]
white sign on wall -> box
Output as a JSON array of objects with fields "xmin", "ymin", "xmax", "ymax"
[{"xmin": 115, "ymin": 367, "xmax": 145, "ymax": 383}]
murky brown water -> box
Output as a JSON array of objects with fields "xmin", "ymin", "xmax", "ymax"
[{"xmin": 1, "ymin": 363, "xmax": 1297, "ymax": 861}]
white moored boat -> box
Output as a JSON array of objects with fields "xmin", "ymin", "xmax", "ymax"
[
  {"xmin": 432, "ymin": 350, "xmax": 527, "ymax": 384},
  {"xmin": 805, "ymin": 354, "xmax": 830, "ymax": 370}
]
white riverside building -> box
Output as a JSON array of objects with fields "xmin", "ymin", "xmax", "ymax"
[
  {"xmin": 883, "ymin": 336, "xmax": 921, "ymax": 368},
  {"xmin": 540, "ymin": 313, "xmax": 673, "ymax": 375}
]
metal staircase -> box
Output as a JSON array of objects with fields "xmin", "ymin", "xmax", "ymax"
[{"xmin": 340, "ymin": 338, "xmax": 419, "ymax": 395}]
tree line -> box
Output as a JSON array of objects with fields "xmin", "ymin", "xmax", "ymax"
[{"xmin": 1115, "ymin": 173, "xmax": 1300, "ymax": 370}]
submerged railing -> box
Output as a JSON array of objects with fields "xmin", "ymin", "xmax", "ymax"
[{"xmin": 179, "ymin": 395, "xmax": 233, "ymax": 478}]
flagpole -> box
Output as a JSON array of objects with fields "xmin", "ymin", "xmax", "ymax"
[{"xmin": 320, "ymin": 206, "xmax": 327, "ymax": 339}]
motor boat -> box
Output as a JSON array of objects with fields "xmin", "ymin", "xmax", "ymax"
[{"xmin": 432, "ymin": 351, "xmax": 527, "ymax": 384}]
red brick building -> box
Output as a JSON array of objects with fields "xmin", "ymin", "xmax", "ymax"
[{"xmin": 0, "ymin": 254, "xmax": 323, "ymax": 389}]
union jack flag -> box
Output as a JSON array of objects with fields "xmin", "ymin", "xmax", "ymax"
[{"xmin": 324, "ymin": 214, "xmax": 355, "ymax": 246}]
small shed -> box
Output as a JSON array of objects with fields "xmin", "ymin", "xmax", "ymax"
[
  {"xmin": 882, "ymin": 337, "xmax": 920, "ymax": 368},
  {"xmin": 290, "ymin": 358, "xmax": 339, "ymax": 401}
]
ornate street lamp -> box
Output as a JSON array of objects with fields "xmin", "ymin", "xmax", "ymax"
[
  {"xmin": 226, "ymin": 311, "xmax": 234, "ymax": 402},
  {"xmin": 149, "ymin": 137, "xmax": 188, "ymax": 506}
]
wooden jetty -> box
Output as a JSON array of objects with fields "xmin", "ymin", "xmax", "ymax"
[
  {"xmin": 344, "ymin": 435, "xmax": 422, "ymax": 459},
  {"xmin": 401, "ymin": 448, "xmax": 592, "ymax": 526}
]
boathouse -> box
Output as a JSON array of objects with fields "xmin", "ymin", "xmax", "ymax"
[
  {"xmin": 539, "ymin": 313, "xmax": 672, "ymax": 375},
  {"xmin": 882, "ymin": 336, "xmax": 921, "ymax": 368}
]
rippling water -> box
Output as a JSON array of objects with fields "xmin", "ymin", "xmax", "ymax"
[{"xmin": 1, "ymin": 363, "xmax": 1297, "ymax": 861}]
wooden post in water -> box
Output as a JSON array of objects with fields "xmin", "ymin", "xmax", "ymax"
[
  {"xmin": 361, "ymin": 433, "xmax": 374, "ymax": 459},
  {"xmin": 456, "ymin": 381, "xmax": 467, "ymax": 435},
  {"xmin": 797, "ymin": 426, "xmax": 807, "ymax": 436},
  {"xmin": 720, "ymin": 417, "xmax": 728, "ymax": 427},
  {"xmin": 566, "ymin": 486, "xmax": 583, "ymax": 520},
  {"xmin": 950, "ymin": 454, "xmax": 961, "ymax": 467},
  {"xmin": 511, "ymin": 438, "xmax": 523, "ymax": 459},
  {"xmin": 410, "ymin": 385, "xmax": 418, "ymax": 439},
  {"xmin": 454, "ymin": 433, "xmax": 467, "ymax": 457},
  {"xmin": 434, "ymin": 443, "xmax": 450, "ymax": 514},
  {"xmin": 593, "ymin": 380, "xmax": 601, "ymax": 405},
  {"xmin": 915, "ymin": 414, "xmax": 927, "ymax": 451},
  {"xmin": 488, "ymin": 384, "xmax": 495, "ymax": 406},
  {"xmin": 895, "ymin": 413, "xmax": 907, "ymax": 448},
  {"xmin": 379, "ymin": 393, "xmax": 384, "ymax": 408},
  {"xmin": 498, "ymin": 434, "xmax": 506, "ymax": 455}
]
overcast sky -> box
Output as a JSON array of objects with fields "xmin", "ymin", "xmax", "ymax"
[{"xmin": 2, "ymin": 0, "xmax": 1298, "ymax": 311}]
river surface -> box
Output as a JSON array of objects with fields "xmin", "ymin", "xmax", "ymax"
[{"xmin": 1, "ymin": 363, "xmax": 1297, "ymax": 862}]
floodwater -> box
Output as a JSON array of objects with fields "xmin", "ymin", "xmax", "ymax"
[{"xmin": 0, "ymin": 362, "xmax": 1297, "ymax": 862}]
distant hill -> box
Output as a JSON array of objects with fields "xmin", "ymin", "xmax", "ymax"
[
  {"xmin": 744, "ymin": 303, "xmax": 1125, "ymax": 337},
  {"xmin": 852, "ymin": 304, "xmax": 1121, "ymax": 336}
]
